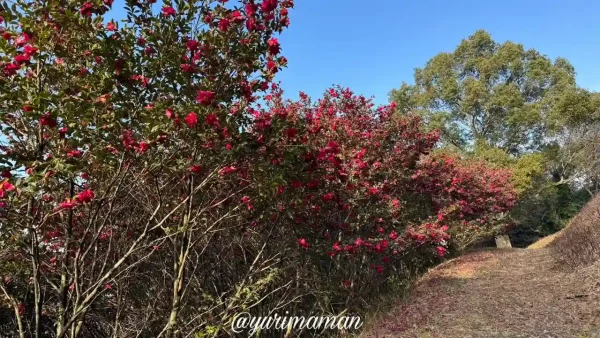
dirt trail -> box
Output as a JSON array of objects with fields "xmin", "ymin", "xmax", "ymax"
[{"xmin": 363, "ymin": 248, "xmax": 600, "ymax": 338}]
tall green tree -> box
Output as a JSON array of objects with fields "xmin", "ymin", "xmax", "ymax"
[{"xmin": 390, "ymin": 30, "xmax": 597, "ymax": 155}]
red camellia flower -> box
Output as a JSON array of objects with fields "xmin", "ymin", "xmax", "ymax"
[
  {"xmin": 180, "ymin": 64, "xmax": 197, "ymax": 73},
  {"xmin": 218, "ymin": 18, "xmax": 230, "ymax": 32},
  {"xmin": 23, "ymin": 45, "xmax": 38, "ymax": 55},
  {"xmin": 14, "ymin": 54, "xmax": 30, "ymax": 64},
  {"xmin": 435, "ymin": 246, "xmax": 447, "ymax": 257},
  {"xmin": 261, "ymin": 0, "xmax": 278, "ymax": 12},
  {"xmin": 76, "ymin": 189, "xmax": 95, "ymax": 203},
  {"xmin": 39, "ymin": 113, "xmax": 56, "ymax": 127},
  {"xmin": 196, "ymin": 91, "xmax": 215, "ymax": 105},
  {"xmin": 266, "ymin": 60, "xmax": 277, "ymax": 73},
  {"xmin": 0, "ymin": 180, "xmax": 15, "ymax": 193},
  {"xmin": 297, "ymin": 238, "xmax": 309, "ymax": 249},
  {"xmin": 267, "ymin": 38, "xmax": 280, "ymax": 55},
  {"xmin": 189, "ymin": 165, "xmax": 202, "ymax": 174},
  {"xmin": 185, "ymin": 112, "xmax": 198, "ymax": 127},
  {"xmin": 162, "ymin": 6, "xmax": 177, "ymax": 16},
  {"xmin": 59, "ymin": 199, "xmax": 78, "ymax": 210},
  {"xmin": 137, "ymin": 141, "xmax": 150, "ymax": 154},
  {"xmin": 106, "ymin": 22, "xmax": 116, "ymax": 31},
  {"xmin": 80, "ymin": 2, "xmax": 94, "ymax": 16},
  {"xmin": 218, "ymin": 166, "xmax": 237, "ymax": 176},
  {"xmin": 165, "ymin": 108, "xmax": 175, "ymax": 119},
  {"xmin": 67, "ymin": 149, "xmax": 82, "ymax": 158},
  {"xmin": 246, "ymin": 18, "xmax": 256, "ymax": 31},
  {"xmin": 186, "ymin": 39, "xmax": 199, "ymax": 51},
  {"xmin": 4, "ymin": 63, "xmax": 20, "ymax": 76},
  {"xmin": 205, "ymin": 113, "xmax": 220, "ymax": 127},
  {"xmin": 231, "ymin": 11, "xmax": 244, "ymax": 24},
  {"xmin": 162, "ymin": 6, "xmax": 176, "ymax": 16}
]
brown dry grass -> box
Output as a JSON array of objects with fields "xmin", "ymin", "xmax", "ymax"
[
  {"xmin": 551, "ymin": 194, "xmax": 600, "ymax": 268},
  {"xmin": 361, "ymin": 248, "xmax": 600, "ymax": 338}
]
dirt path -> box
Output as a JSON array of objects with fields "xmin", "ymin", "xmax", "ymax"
[{"xmin": 362, "ymin": 248, "xmax": 600, "ymax": 338}]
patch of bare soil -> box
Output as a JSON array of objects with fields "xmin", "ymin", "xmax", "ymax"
[{"xmin": 362, "ymin": 248, "xmax": 600, "ymax": 338}]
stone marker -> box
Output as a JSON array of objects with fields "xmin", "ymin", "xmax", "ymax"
[{"xmin": 495, "ymin": 235, "xmax": 512, "ymax": 248}]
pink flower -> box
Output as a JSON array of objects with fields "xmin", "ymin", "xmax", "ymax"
[
  {"xmin": 161, "ymin": 6, "xmax": 176, "ymax": 16},
  {"xmin": 196, "ymin": 91, "xmax": 216, "ymax": 105},
  {"xmin": 435, "ymin": 246, "xmax": 447, "ymax": 257},
  {"xmin": 297, "ymin": 238, "xmax": 309, "ymax": 249},
  {"xmin": 137, "ymin": 141, "xmax": 150, "ymax": 154},
  {"xmin": 165, "ymin": 108, "xmax": 175, "ymax": 119},
  {"xmin": 185, "ymin": 112, "xmax": 198, "ymax": 127},
  {"xmin": 106, "ymin": 21, "xmax": 116, "ymax": 31}
]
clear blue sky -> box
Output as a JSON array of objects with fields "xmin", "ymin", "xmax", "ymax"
[{"xmin": 110, "ymin": 0, "xmax": 600, "ymax": 105}]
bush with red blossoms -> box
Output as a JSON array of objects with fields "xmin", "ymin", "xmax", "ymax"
[
  {"xmin": 0, "ymin": 0, "xmax": 294, "ymax": 337},
  {"xmin": 228, "ymin": 86, "xmax": 517, "ymax": 311},
  {"xmin": 0, "ymin": 0, "xmax": 515, "ymax": 337}
]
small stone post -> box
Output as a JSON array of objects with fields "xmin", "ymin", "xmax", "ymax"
[{"xmin": 495, "ymin": 235, "xmax": 512, "ymax": 248}]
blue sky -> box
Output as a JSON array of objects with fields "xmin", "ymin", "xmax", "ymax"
[
  {"xmin": 275, "ymin": 0, "xmax": 600, "ymax": 105},
  {"xmin": 111, "ymin": 0, "xmax": 600, "ymax": 106}
]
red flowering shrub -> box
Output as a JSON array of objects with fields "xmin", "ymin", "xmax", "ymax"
[
  {"xmin": 0, "ymin": 0, "xmax": 514, "ymax": 337},
  {"xmin": 229, "ymin": 86, "xmax": 517, "ymax": 312}
]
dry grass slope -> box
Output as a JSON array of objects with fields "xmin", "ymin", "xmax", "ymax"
[
  {"xmin": 362, "ymin": 195, "xmax": 600, "ymax": 337},
  {"xmin": 551, "ymin": 194, "xmax": 600, "ymax": 268}
]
